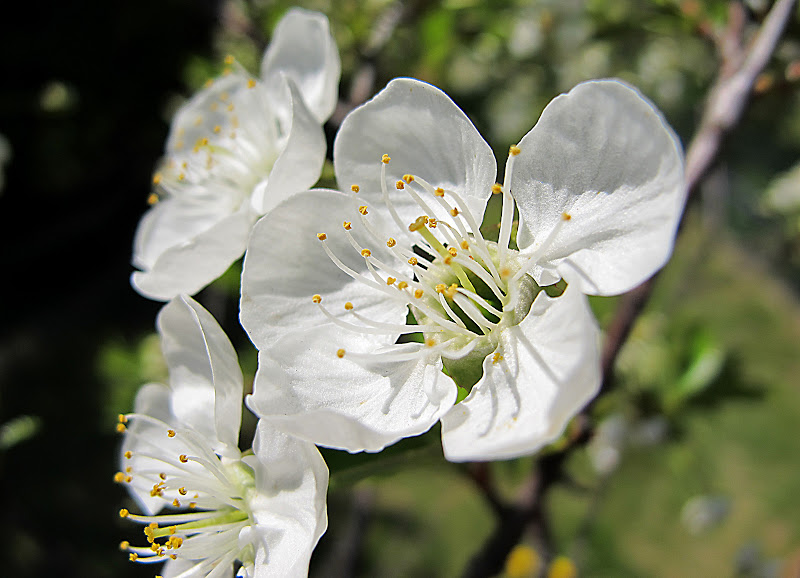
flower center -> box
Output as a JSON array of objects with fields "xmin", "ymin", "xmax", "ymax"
[
  {"xmin": 115, "ymin": 413, "xmax": 257, "ymax": 573},
  {"xmin": 312, "ymin": 148, "xmax": 545, "ymax": 392}
]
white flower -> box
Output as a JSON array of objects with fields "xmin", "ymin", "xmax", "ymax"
[
  {"xmin": 115, "ymin": 295, "xmax": 328, "ymax": 577},
  {"xmin": 239, "ymin": 78, "xmax": 684, "ymax": 461},
  {"xmin": 132, "ymin": 8, "xmax": 341, "ymax": 301}
]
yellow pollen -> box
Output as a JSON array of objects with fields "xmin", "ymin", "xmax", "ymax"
[
  {"xmin": 428, "ymin": 218, "xmax": 437, "ymax": 228},
  {"xmin": 224, "ymin": 54, "xmax": 234, "ymax": 65},
  {"xmin": 381, "ymin": 154, "xmax": 391, "ymax": 164},
  {"xmin": 317, "ymin": 232, "xmax": 327, "ymax": 241},
  {"xmin": 125, "ymin": 466, "xmax": 132, "ymax": 473},
  {"xmin": 562, "ymin": 212, "xmax": 572, "ymax": 221},
  {"xmin": 448, "ymin": 247, "xmax": 458, "ymax": 257},
  {"xmin": 358, "ymin": 205, "xmax": 368, "ymax": 215},
  {"xmin": 414, "ymin": 289, "xmax": 424, "ymax": 299},
  {"xmin": 343, "ymin": 221, "xmax": 352, "ymax": 230},
  {"xmin": 336, "ymin": 348, "xmax": 345, "ymax": 358},
  {"xmin": 179, "ymin": 454, "xmax": 188, "ymax": 463},
  {"xmin": 425, "ymin": 338, "xmax": 436, "ymax": 347},
  {"xmin": 435, "ymin": 187, "xmax": 445, "ymax": 197},
  {"xmin": 169, "ymin": 526, "xmax": 176, "ymax": 535},
  {"xmin": 189, "ymin": 502, "xmax": 197, "ymax": 509},
  {"xmin": 178, "ymin": 487, "xmax": 187, "ymax": 495},
  {"xmin": 344, "ymin": 302, "xmax": 354, "ymax": 310},
  {"xmin": 397, "ymin": 281, "xmax": 408, "ymax": 290},
  {"xmin": 395, "ymin": 180, "xmax": 405, "ymax": 190},
  {"xmin": 177, "ymin": 173, "xmax": 185, "ymax": 181},
  {"xmin": 361, "ymin": 248, "xmax": 372, "ymax": 257},
  {"xmin": 172, "ymin": 499, "xmax": 180, "ymax": 507},
  {"xmin": 351, "ymin": 184, "xmax": 360, "ymax": 193},
  {"xmin": 492, "ymin": 183, "xmax": 502, "ymax": 194},
  {"xmin": 247, "ymin": 78, "xmax": 257, "ymax": 89},
  {"xmin": 387, "ymin": 237, "xmax": 396, "ymax": 247},
  {"xmin": 119, "ymin": 509, "xmax": 129, "ymax": 518},
  {"xmin": 492, "ymin": 352, "xmax": 504, "ymax": 364},
  {"xmin": 444, "ymin": 256, "xmax": 453, "ymax": 265},
  {"xmin": 159, "ymin": 472, "xmax": 167, "ymax": 480},
  {"xmin": 460, "ymin": 240, "xmax": 469, "ymax": 250},
  {"xmin": 116, "ymin": 423, "xmax": 126, "ymax": 433},
  {"xmin": 117, "ymin": 413, "xmax": 126, "ymax": 423},
  {"xmin": 167, "ymin": 430, "xmax": 176, "ymax": 438},
  {"xmin": 125, "ymin": 476, "xmax": 132, "ymax": 483},
  {"xmin": 129, "ymin": 553, "xmax": 139, "ymax": 562},
  {"xmin": 114, "ymin": 472, "xmax": 126, "ymax": 483},
  {"xmin": 170, "ymin": 554, "xmax": 177, "ymax": 560},
  {"xmin": 119, "ymin": 541, "xmax": 130, "ymax": 551},
  {"xmin": 403, "ymin": 174, "xmax": 415, "ymax": 183},
  {"xmin": 152, "ymin": 173, "xmax": 162, "ymax": 186},
  {"xmin": 312, "ymin": 294, "xmax": 322, "ymax": 303},
  {"xmin": 445, "ymin": 284, "xmax": 459, "ymax": 299},
  {"xmin": 408, "ymin": 257, "xmax": 418, "ymax": 266},
  {"xmin": 435, "ymin": 284, "xmax": 447, "ymax": 294},
  {"xmin": 124, "ymin": 451, "xmax": 132, "ymax": 459},
  {"xmin": 213, "ymin": 125, "xmax": 221, "ymax": 134},
  {"xmin": 386, "ymin": 277, "xmax": 396, "ymax": 285},
  {"xmin": 509, "ymin": 145, "xmax": 521, "ymax": 156},
  {"xmin": 450, "ymin": 207, "xmax": 459, "ymax": 217}
]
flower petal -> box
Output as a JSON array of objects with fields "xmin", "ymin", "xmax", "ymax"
[
  {"xmin": 334, "ymin": 78, "xmax": 496, "ymax": 227},
  {"xmin": 260, "ymin": 8, "xmax": 341, "ymax": 124},
  {"xmin": 247, "ymin": 326, "xmax": 458, "ymax": 452},
  {"xmin": 513, "ymin": 79, "xmax": 685, "ymax": 296},
  {"xmin": 440, "ymin": 284, "xmax": 600, "ymax": 461},
  {"xmin": 244, "ymin": 420, "xmax": 328, "ymax": 578},
  {"xmin": 250, "ymin": 79, "xmax": 326, "ymax": 215},
  {"xmin": 241, "ymin": 189, "xmax": 407, "ymax": 349},
  {"xmin": 132, "ymin": 204, "xmax": 256, "ymax": 300},
  {"xmin": 158, "ymin": 295, "xmax": 243, "ymax": 456}
]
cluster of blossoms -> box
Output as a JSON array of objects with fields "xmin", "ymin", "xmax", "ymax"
[{"xmin": 117, "ymin": 6, "xmax": 684, "ymax": 576}]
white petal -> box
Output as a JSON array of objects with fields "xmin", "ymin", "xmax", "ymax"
[
  {"xmin": 440, "ymin": 284, "xmax": 601, "ymax": 461},
  {"xmin": 162, "ymin": 557, "xmax": 211, "ymax": 578},
  {"xmin": 243, "ymin": 420, "xmax": 328, "ymax": 578},
  {"xmin": 334, "ymin": 78, "xmax": 496, "ymax": 227},
  {"xmin": 513, "ymin": 80, "xmax": 685, "ymax": 296},
  {"xmin": 158, "ymin": 295, "xmax": 243, "ymax": 455},
  {"xmin": 260, "ymin": 8, "xmax": 341, "ymax": 124},
  {"xmin": 250, "ymin": 79, "xmax": 326, "ymax": 215},
  {"xmin": 247, "ymin": 326, "xmax": 458, "ymax": 452},
  {"xmin": 132, "ymin": 204, "xmax": 257, "ymax": 301},
  {"xmin": 240, "ymin": 189, "xmax": 407, "ymax": 349}
]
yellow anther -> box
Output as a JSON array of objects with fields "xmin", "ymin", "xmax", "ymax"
[
  {"xmin": 408, "ymin": 257, "xmax": 418, "ymax": 266},
  {"xmin": 500, "ymin": 267, "xmax": 512, "ymax": 279},
  {"xmin": 178, "ymin": 487, "xmax": 187, "ymax": 495},
  {"xmin": 491, "ymin": 183, "xmax": 502, "ymax": 194},
  {"xmin": 448, "ymin": 247, "xmax": 458, "ymax": 257},
  {"xmin": 169, "ymin": 526, "xmax": 176, "ymax": 535},
  {"xmin": 403, "ymin": 174, "xmax": 415, "ymax": 184},
  {"xmin": 450, "ymin": 207, "xmax": 459, "ymax": 217},
  {"xmin": 344, "ymin": 302, "xmax": 354, "ymax": 310},
  {"xmin": 167, "ymin": 429, "xmax": 176, "ymax": 438},
  {"xmin": 425, "ymin": 338, "xmax": 436, "ymax": 347},
  {"xmin": 435, "ymin": 187, "xmax": 445, "ymax": 197},
  {"xmin": 509, "ymin": 145, "xmax": 521, "ymax": 156},
  {"xmin": 150, "ymin": 543, "xmax": 159, "ymax": 552},
  {"xmin": 435, "ymin": 284, "xmax": 447, "ymax": 293},
  {"xmin": 428, "ymin": 218, "xmax": 437, "ymax": 228},
  {"xmin": 224, "ymin": 54, "xmax": 235, "ymax": 65},
  {"xmin": 189, "ymin": 502, "xmax": 197, "ymax": 509},
  {"xmin": 119, "ymin": 541, "xmax": 130, "ymax": 551},
  {"xmin": 213, "ymin": 125, "xmax": 221, "ymax": 134},
  {"xmin": 159, "ymin": 472, "xmax": 167, "ymax": 480},
  {"xmin": 317, "ymin": 232, "xmax": 327, "ymax": 241},
  {"xmin": 336, "ymin": 348, "xmax": 345, "ymax": 358},
  {"xmin": 124, "ymin": 451, "xmax": 132, "ymax": 459},
  {"xmin": 351, "ymin": 184, "xmax": 360, "ymax": 193},
  {"xmin": 492, "ymin": 352, "xmax": 504, "ymax": 364},
  {"xmin": 170, "ymin": 554, "xmax": 177, "ymax": 560},
  {"xmin": 386, "ymin": 277, "xmax": 396, "ymax": 285},
  {"xmin": 125, "ymin": 475, "xmax": 132, "ymax": 483},
  {"xmin": 395, "ymin": 180, "xmax": 405, "ymax": 190},
  {"xmin": 114, "ymin": 472, "xmax": 126, "ymax": 483},
  {"xmin": 177, "ymin": 173, "xmax": 185, "ymax": 181},
  {"xmin": 152, "ymin": 173, "xmax": 162, "ymax": 186},
  {"xmin": 505, "ymin": 544, "xmax": 540, "ymax": 578},
  {"xmin": 125, "ymin": 466, "xmax": 132, "ymax": 473},
  {"xmin": 358, "ymin": 205, "xmax": 368, "ymax": 215},
  {"xmin": 247, "ymin": 78, "xmax": 257, "ymax": 89},
  {"xmin": 119, "ymin": 509, "xmax": 130, "ymax": 518},
  {"xmin": 445, "ymin": 284, "xmax": 459, "ymax": 299},
  {"xmin": 460, "ymin": 240, "xmax": 469, "ymax": 250},
  {"xmin": 361, "ymin": 248, "xmax": 371, "ymax": 257},
  {"xmin": 116, "ymin": 423, "xmax": 126, "ymax": 433},
  {"xmin": 397, "ymin": 281, "xmax": 408, "ymax": 290},
  {"xmin": 172, "ymin": 499, "xmax": 180, "ymax": 507},
  {"xmin": 117, "ymin": 413, "xmax": 127, "ymax": 424},
  {"xmin": 381, "ymin": 154, "xmax": 391, "ymax": 164},
  {"xmin": 414, "ymin": 289, "xmax": 424, "ymax": 299},
  {"xmin": 179, "ymin": 454, "xmax": 188, "ymax": 463},
  {"xmin": 343, "ymin": 221, "xmax": 352, "ymax": 230},
  {"xmin": 387, "ymin": 237, "xmax": 396, "ymax": 247},
  {"xmin": 444, "ymin": 256, "xmax": 453, "ymax": 265},
  {"xmin": 561, "ymin": 212, "xmax": 572, "ymax": 221},
  {"xmin": 408, "ymin": 215, "xmax": 429, "ymax": 232},
  {"xmin": 129, "ymin": 553, "xmax": 139, "ymax": 562}
]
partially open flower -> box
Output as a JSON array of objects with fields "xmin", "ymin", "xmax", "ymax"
[
  {"xmin": 132, "ymin": 9, "xmax": 340, "ymax": 301},
  {"xmin": 115, "ymin": 295, "xmax": 328, "ymax": 576},
  {"xmin": 240, "ymin": 78, "xmax": 684, "ymax": 461}
]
